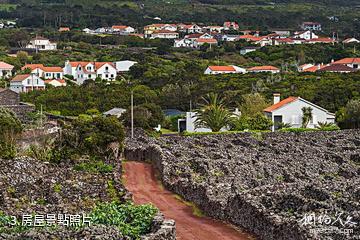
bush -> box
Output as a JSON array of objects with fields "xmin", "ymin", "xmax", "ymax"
[
  {"xmin": 232, "ymin": 113, "xmax": 273, "ymax": 131},
  {"xmin": 0, "ymin": 108, "xmax": 22, "ymax": 159},
  {"xmin": 74, "ymin": 161, "xmax": 114, "ymax": 173},
  {"xmin": 90, "ymin": 202, "xmax": 158, "ymax": 239},
  {"xmin": 121, "ymin": 103, "xmax": 165, "ymax": 130}
]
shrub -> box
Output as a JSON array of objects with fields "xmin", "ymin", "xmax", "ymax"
[
  {"xmin": 121, "ymin": 103, "xmax": 165, "ymax": 130},
  {"xmin": 90, "ymin": 202, "xmax": 158, "ymax": 239},
  {"xmin": 74, "ymin": 161, "xmax": 114, "ymax": 173},
  {"xmin": 232, "ymin": 113, "xmax": 273, "ymax": 131},
  {"xmin": 0, "ymin": 108, "xmax": 22, "ymax": 159}
]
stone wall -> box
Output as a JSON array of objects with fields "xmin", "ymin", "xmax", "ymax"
[
  {"xmin": 125, "ymin": 130, "xmax": 360, "ymax": 240},
  {"xmin": 0, "ymin": 89, "xmax": 19, "ymax": 105},
  {"xmin": 1, "ymin": 104, "xmax": 35, "ymax": 123}
]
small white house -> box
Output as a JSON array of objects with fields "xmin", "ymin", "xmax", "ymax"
[
  {"xmin": 0, "ymin": 62, "xmax": 14, "ymax": 78},
  {"xmin": 150, "ymin": 30, "xmax": 179, "ymax": 39},
  {"xmin": 10, "ymin": 74, "xmax": 45, "ymax": 93},
  {"xmin": 293, "ymin": 30, "xmax": 318, "ymax": 40},
  {"xmin": 332, "ymin": 58, "xmax": 360, "ymax": 69},
  {"xmin": 264, "ymin": 94, "xmax": 335, "ymax": 131},
  {"xmin": 204, "ymin": 65, "xmax": 246, "ymax": 75},
  {"xmin": 301, "ymin": 22, "xmax": 322, "ymax": 31},
  {"xmin": 240, "ymin": 47, "xmax": 259, "ymax": 55},
  {"xmin": 114, "ymin": 60, "xmax": 138, "ymax": 72},
  {"xmin": 343, "ymin": 38, "xmax": 360, "ymax": 44},
  {"xmin": 26, "ymin": 37, "xmax": 57, "ymax": 51},
  {"xmin": 22, "ymin": 64, "xmax": 63, "ymax": 80},
  {"xmin": 111, "ymin": 25, "xmax": 135, "ymax": 34},
  {"xmin": 248, "ymin": 66, "xmax": 280, "ymax": 74}
]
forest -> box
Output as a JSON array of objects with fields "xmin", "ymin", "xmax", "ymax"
[{"xmin": 0, "ymin": 0, "xmax": 360, "ymax": 37}]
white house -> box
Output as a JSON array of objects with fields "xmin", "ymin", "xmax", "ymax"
[
  {"xmin": 0, "ymin": 62, "xmax": 14, "ymax": 78},
  {"xmin": 114, "ymin": 60, "xmax": 138, "ymax": 72},
  {"xmin": 332, "ymin": 58, "xmax": 360, "ymax": 69},
  {"xmin": 343, "ymin": 38, "xmax": 360, "ymax": 44},
  {"xmin": 248, "ymin": 66, "xmax": 280, "ymax": 73},
  {"xmin": 111, "ymin": 25, "xmax": 135, "ymax": 34},
  {"xmin": 10, "ymin": 74, "xmax": 45, "ymax": 93},
  {"xmin": 293, "ymin": 31, "xmax": 318, "ymax": 40},
  {"xmin": 174, "ymin": 38, "xmax": 194, "ymax": 48},
  {"xmin": 223, "ymin": 22, "xmax": 239, "ymax": 30},
  {"xmin": 193, "ymin": 38, "xmax": 218, "ymax": 48},
  {"xmin": 240, "ymin": 47, "xmax": 259, "ymax": 55},
  {"xmin": 221, "ymin": 34, "xmax": 241, "ymax": 42},
  {"xmin": 150, "ymin": 30, "xmax": 179, "ymax": 39},
  {"xmin": 181, "ymin": 24, "xmax": 203, "ymax": 33},
  {"xmin": 301, "ymin": 22, "xmax": 322, "ymax": 31},
  {"xmin": 204, "ymin": 65, "xmax": 246, "ymax": 75},
  {"xmin": 22, "ymin": 64, "xmax": 63, "ymax": 80},
  {"xmin": 264, "ymin": 94, "xmax": 335, "ymax": 131},
  {"xmin": 203, "ymin": 26, "xmax": 223, "ymax": 32},
  {"xmin": 26, "ymin": 36, "xmax": 57, "ymax": 51},
  {"xmin": 63, "ymin": 61, "xmax": 117, "ymax": 85}
]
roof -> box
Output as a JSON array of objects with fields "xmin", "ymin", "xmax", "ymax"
[
  {"xmin": 152, "ymin": 30, "xmax": 179, "ymax": 34},
  {"xmin": 59, "ymin": 27, "xmax": 70, "ymax": 31},
  {"xmin": 68, "ymin": 61, "xmax": 115, "ymax": 70},
  {"xmin": 42, "ymin": 66, "xmax": 63, "ymax": 72},
  {"xmin": 186, "ymin": 33, "xmax": 203, "ymax": 39},
  {"xmin": 112, "ymin": 25, "xmax": 128, "ymax": 30},
  {"xmin": 248, "ymin": 66, "xmax": 279, "ymax": 71},
  {"xmin": 0, "ymin": 61, "xmax": 14, "ymax": 69},
  {"xmin": 264, "ymin": 97, "xmax": 299, "ymax": 112},
  {"xmin": 196, "ymin": 38, "xmax": 217, "ymax": 43},
  {"xmin": 303, "ymin": 64, "xmax": 327, "ymax": 72},
  {"xmin": 11, "ymin": 74, "xmax": 31, "ymax": 82},
  {"xmin": 332, "ymin": 58, "xmax": 360, "ymax": 65},
  {"xmin": 317, "ymin": 64, "xmax": 357, "ymax": 72},
  {"xmin": 208, "ymin": 66, "xmax": 236, "ymax": 72},
  {"xmin": 104, "ymin": 108, "xmax": 126, "ymax": 116},
  {"xmin": 306, "ymin": 38, "xmax": 334, "ymax": 43},
  {"xmin": 343, "ymin": 38, "xmax": 359, "ymax": 43},
  {"xmin": 22, "ymin": 64, "xmax": 62, "ymax": 72}
]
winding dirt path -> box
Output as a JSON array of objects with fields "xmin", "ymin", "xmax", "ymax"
[{"xmin": 123, "ymin": 161, "xmax": 256, "ymax": 240}]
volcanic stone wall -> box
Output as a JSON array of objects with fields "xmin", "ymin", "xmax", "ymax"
[{"xmin": 125, "ymin": 130, "xmax": 360, "ymax": 240}]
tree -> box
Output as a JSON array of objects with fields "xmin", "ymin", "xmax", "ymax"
[
  {"xmin": 195, "ymin": 93, "xmax": 233, "ymax": 132},
  {"xmin": 16, "ymin": 51, "xmax": 29, "ymax": 64},
  {"xmin": 339, "ymin": 99, "xmax": 360, "ymax": 129},
  {"xmin": 301, "ymin": 107, "xmax": 313, "ymax": 128},
  {"xmin": 121, "ymin": 103, "xmax": 165, "ymax": 130},
  {"xmin": 239, "ymin": 93, "xmax": 269, "ymax": 118}
]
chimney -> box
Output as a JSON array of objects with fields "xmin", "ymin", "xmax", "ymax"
[{"xmin": 273, "ymin": 93, "xmax": 281, "ymax": 104}]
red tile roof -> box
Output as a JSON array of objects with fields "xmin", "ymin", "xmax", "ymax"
[
  {"xmin": 332, "ymin": 58, "xmax": 360, "ymax": 64},
  {"xmin": 42, "ymin": 66, "xmax": 63, "ymax": 72},
  {"xmin": 303, "ymin": 64, "xmax": 327, "ymax": 72},
  {"xmin": 11, "ymin": 74, "xmax": 31, "ymax": 82},
  {"xmin": 248, "ymin": 66, "xmax": 279, "ymax": 71},
  {"xmin": 22, "ymin": 64, "xmax": 62, "ymax": 72},
  {"xmin": 196, "ymin": 38, "xmax": 217, "ymax": 43},
  {"xmin": 0, "ymin": 61, "xmax": 14, "ymax": 69},
  {"xmin": 112, "ymin": 25, "xmax": 128, "ymax": 30},
  {"xmin": 317, "ymin": 64, "xmax": 357, "ymax": 72},
  {"xmin": 208, "ymin": 66, "xmax": 236, "ymax": 71},
  {"xmin": 264, "ymin": 97, "xmax": 299, "ymax": 112}
]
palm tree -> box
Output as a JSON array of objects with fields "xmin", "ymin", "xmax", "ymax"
[
  {"xmin": 301, "ymin": 107, "xmax": 313, "ymax": 128},
  {"xmin": 195, "ymin": 93, "xmax": 233, "ymax": 132}
]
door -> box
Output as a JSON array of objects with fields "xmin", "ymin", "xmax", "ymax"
[{"xmin": 274, "ymin": 115, "xmax": 283, "ymax": 130}]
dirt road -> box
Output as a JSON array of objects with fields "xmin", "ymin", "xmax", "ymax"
[{"xmin": 123, "ymin": 161, "xmax": 256, "ymax": 240}]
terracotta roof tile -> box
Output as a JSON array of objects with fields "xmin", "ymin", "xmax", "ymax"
[
  {"xmin": 11, "ymin": 74, "xmax": 31, "ymax": 82},
  {"xmin": 264, "ymin": 97, "xmax": 299, "ymax": 112},
  {"xmin": 248, "ymin": 66, "xmax": 279, "ymax": 71},
  {"xmin": 208, "ymin": 66, "xmax": 236, "ymax": 71},
  {"xmin": 0, "ymin": 61, "xmax": 14, "ymax": 69}
]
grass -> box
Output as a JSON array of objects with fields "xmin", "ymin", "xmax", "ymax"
[
  {"xmin": 160, "ymin": 128, "xmax": 177, "ymax": 134},
  {"xmin": 0, "ymin": 4, "xmax": 17, "ymax": 11},
  {"xmin": 173, "ymin": 195, "xmax": 205, "ymax": 217}
]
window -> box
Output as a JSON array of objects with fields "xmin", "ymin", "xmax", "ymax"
[
  {"xmin": 111, "ymin": 74, "xmax": 114, "ymax": 78},
  {"xmin": 36, "ymin": 79, "xmax": 39, "ymax": 84},
  {"xmin": 354, "ymin": 64, "xmax": 358, "ymax": 69},
  {"xmin": 105, "ymin": 74, "xmax": 108, "ymax": 78},
  {"xmin": 27, "ymin": 79, "xmax": 30, "ymax": 84},
  {"xmin": 105, "ymin": 66, "xmax": 109, "ymax": 71},
  {"xmin": 88, "ymin": 74, "xmax": 91, "ymax": 78}
]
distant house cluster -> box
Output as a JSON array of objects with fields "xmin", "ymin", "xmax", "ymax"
[
  {"xmin": 82, "ymin": 25, "xmax": 136, "ymax": 35},
  {"xmin": 0, "ymin": 60, "xmax": 137, "ymax": 93},
  {"xmin": 299, "ymin": 58, "xmax": 360, "ymax": 73},
  {"xmin": 204, "ymin": 65, "xmax": 280, "ymax": 74}
]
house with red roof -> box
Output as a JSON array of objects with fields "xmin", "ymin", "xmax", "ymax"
[
  {"xmin": 26, "ymin": 36, "xmax": 57, "ymax": 51},
  {"xmin": 111, "ymin": 25, "xmax": 135, "ymax": 34},
  {"xmin": 150, "ymin": 30, "xmax": 179, "ymax": 39},
  {"xmin": 179, "ymin": 24, "xmax": 202, "ymax": 34},
  {"xmin": 332, "ymin": 58, "xmax": 360, "ymax": 70},
  {"xmin": 204, "ymin": 65, "xmax": 246, "ymax": 75},
  {"xmin": 317, "ymin": 64, "xmax": 358, "ymax": 73},
  {"xmin": 264, "ymin": 93, "xmax": 335, "ymax": 131},
  {"xmin": 223, "ymin": 22, "xmax": 239, "ymax": 31},
  {"xmin": 63, "ymin": 61, "xmax": 117, "ymax": 85},
  {"xmin": 248, "ymin": 66, "xmax": 280, "ymax": 74},
  {"xmin": 22, "ymin": 64, "xmax": 63, "ymax": 80},
  {"xmin": 193, "ymin": 38, "xmax": 218, "ymax": 48},
  {"xmin": 44, "ymin": 79, "xmax": 67, "ymax": 87},
  {"xmin": 9, "ymin": 74, "xmax": 45, "ymax": 93},
  {"xmin": 0, "ymin": 61, "xmax": 14, "ymax": 78}
]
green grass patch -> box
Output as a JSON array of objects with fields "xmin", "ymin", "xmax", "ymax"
[
  {"xmin": 74, "ymin": 161, "xmax": 114, "ymax": 173},
  {"xmin": 173, "ymin": 195, "xmax": 204, "ymax": 217}
]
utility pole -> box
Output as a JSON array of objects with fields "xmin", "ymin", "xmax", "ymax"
[{"xmin": 131, "ymin": 89, "xmax": 134, "ymax": 139}]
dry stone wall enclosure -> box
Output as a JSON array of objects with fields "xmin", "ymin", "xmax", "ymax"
[{"xmin": 125, "ymin": 130, "xmax": 360, "ymax": 240}]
